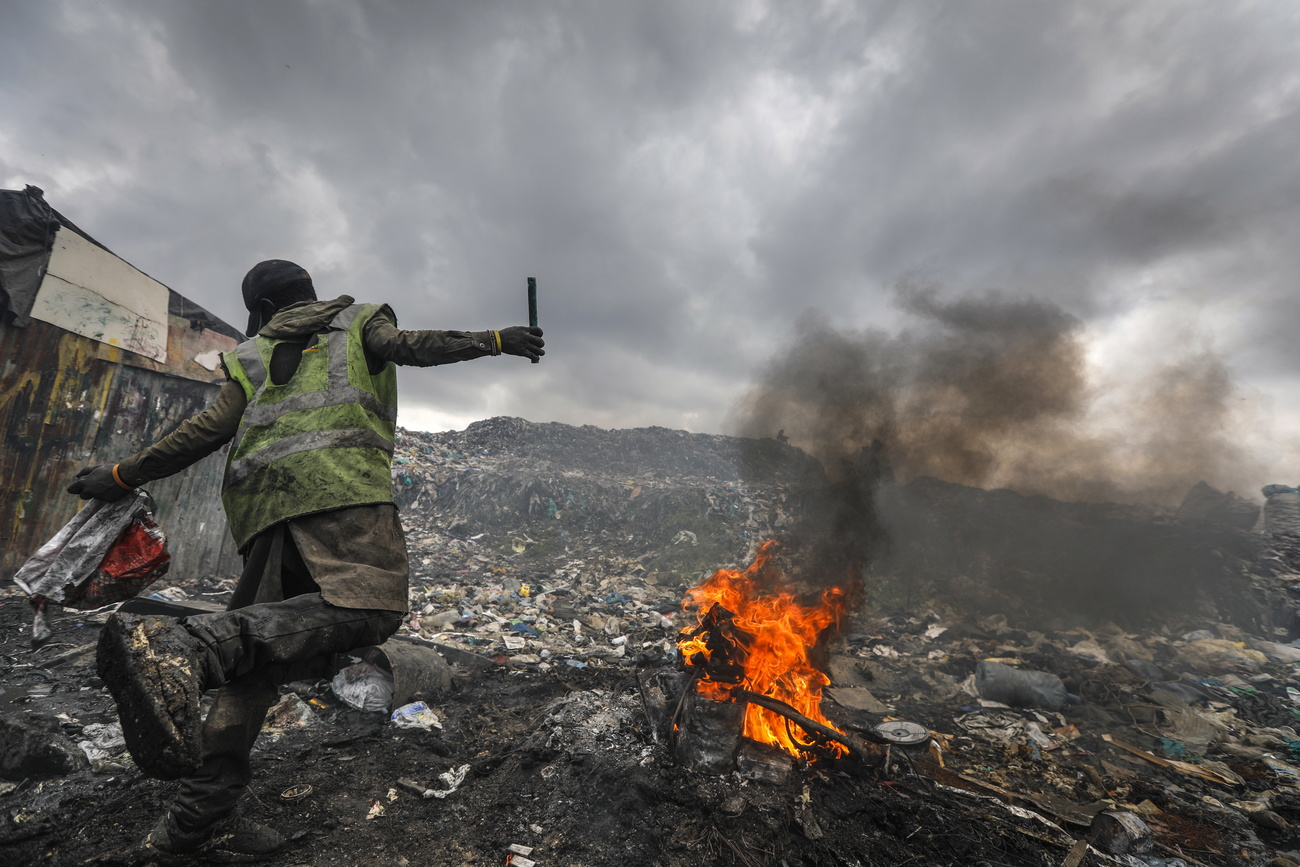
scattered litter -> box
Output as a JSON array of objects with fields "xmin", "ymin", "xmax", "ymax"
[
  {"xmin": 870, "ymin": 721, "xmax": 930, "ymax": 746},
  {"xmin": 391, "ymin": 701, "xmax": 442, "ymax": 730},
  {"xmin": 1088, "ymin": 811, "xmax": 1153, "ymax": 856},
  {"xmin": 396, "ymin": 765, "xmax": 473, "ymax": 801},
  {"xmin": 974, "ymin": 659, "xmax": 1071, "ymax": 711},
  {"xmin": 827, "ymin": 687, "xmax": 891, "ymax": 714},
  {"xmin": 263, "ymin": 693, "xmax": 318, "ymax": 738},
  {"xmin": 1101, "ymin": 734, "xmax": 1244, "ymax": 787}
]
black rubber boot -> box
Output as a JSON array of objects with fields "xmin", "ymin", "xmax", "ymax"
[
  {"xmin": 166, "ymin": 673, "xmax": 278, "ymax": 840},
  {"xmin": 143, "ymin": 809, "xmax": 287, "ymax": 863},
  {"xmin": 96, "ymin": 613, "xmax": 220, "ymax": 780}
]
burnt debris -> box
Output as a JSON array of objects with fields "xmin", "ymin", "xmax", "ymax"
[{"xmin": 5, "ymin": 417, "xmax": 1300, "ymax": 865}]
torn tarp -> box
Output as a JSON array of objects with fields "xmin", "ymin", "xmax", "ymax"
[{"xmin": 0, "ymin": 185, "xmax": 56, "ymax": 325}]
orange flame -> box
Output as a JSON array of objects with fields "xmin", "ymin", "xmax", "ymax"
[{"xmin": 677, "ymin": 540, "xmax": 855, "ymax": 760}]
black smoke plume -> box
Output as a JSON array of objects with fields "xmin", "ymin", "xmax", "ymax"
[
  {"xmin": 731, "ymin": 284, "xmax": 1272, "ymax": 626},
  {"xmin": 734, "ymin": 282, "xmax": 1259, "ymax": 505}
]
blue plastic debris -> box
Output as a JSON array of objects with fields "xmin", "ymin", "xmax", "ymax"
[{"xmin": 1159, "ymin": 737, "xmax": 1188, "ymax": 758}]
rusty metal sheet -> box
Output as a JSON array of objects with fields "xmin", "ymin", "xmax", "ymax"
[
  {"xmin": 92, "ymin": 313, "xmax": 237, "ymax": 385},
  {"xmin": 1, "ymin": 317, "xmax": 239, "ymax": 584}
]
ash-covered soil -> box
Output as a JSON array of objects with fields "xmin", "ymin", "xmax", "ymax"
[
  {"xmin": 0, "ymin": 595, "xmax": 1191, "ymax": 867},
  {"xmin": 8, "ymin": 419, "xmax": 1300, "ymax": 866}
]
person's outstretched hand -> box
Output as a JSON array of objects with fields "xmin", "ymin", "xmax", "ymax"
[
  {"xmin": 66, "ymin": 465, "xmax": 133, "ymax": 502},
  {"xmin": 499, "ymin": 326, "xmax": 545, "ymax": 361}
]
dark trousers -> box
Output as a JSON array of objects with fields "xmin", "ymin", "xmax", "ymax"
[{"xmin": 165, "ymin": 528, "xmax": 403, "ymax": 834}]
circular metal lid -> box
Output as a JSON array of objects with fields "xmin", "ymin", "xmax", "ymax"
[
  {"xmin": 280, "ymin": 784, "xmax": 314, "ymax": 801},
  {"xmin": 871, "ymin": 720, "xmax": 930, "ymax": 746}
]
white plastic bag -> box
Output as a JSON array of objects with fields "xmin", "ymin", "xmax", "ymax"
[{"xmin": 330, "ymin": 658, "xmax": 395, "ymax": 712}]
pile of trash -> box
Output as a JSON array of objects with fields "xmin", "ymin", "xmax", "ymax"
[
  {"xmin": 11, "ymin": 417, "xmax": 1300, "ymax": 864},
  {"xmin": 389, "ymin": 418, "xmax": 825, "ymax": 672},
  {"xmin": 821, "ymin": 609, "xmax": 1300, "ymax": 863},
  {"xmin": 384, "ymin": 421, "xmax": 1300, "ymax": 677},
  {"xmin": 874, "ymin": 476, "xmax": 1294, "ymax": 633}
]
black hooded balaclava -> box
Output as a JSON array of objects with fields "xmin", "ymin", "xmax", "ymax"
[{"xmin": 241, "ymin": 259, "xmax": 315, "ymax": 336}]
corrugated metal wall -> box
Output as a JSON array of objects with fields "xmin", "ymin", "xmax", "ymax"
[{"xmin": 0, "ymin": 316, "xmax": 240, "ymax": 585}]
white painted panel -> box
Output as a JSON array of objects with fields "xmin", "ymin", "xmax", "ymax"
[{"xmin": 29, "ymin": 227, "xmax": 170, "ymax": 362}]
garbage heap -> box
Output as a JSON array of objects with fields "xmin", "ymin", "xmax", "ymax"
[
  {"xmin": 389, "ymin": 417, "xmax": 825, "ymax": 671},
  {"xmin": 389, "ymin": 418, "xmax": 1300, "ymax": 673},
  {"xmin": 372, "ymin": 417, "xmax": 1300, "ymax": 863},
  {"xmin": 13, "ymin": 417, "xmax": 1300, "ymax": 865}
]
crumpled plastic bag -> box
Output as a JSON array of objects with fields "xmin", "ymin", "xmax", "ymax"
[
  {"xmin": 77, "ymin": 722, "xmax": 127, "ymax": 763},
  {"xmin": 330, "ymin": 658, "xmax": 395, "ymax": 712},
  {"xmin": 13, "ymin": 489, "xmax": 170, "ymax": 647},
  {"xmin": 975, "ymin": 659, "xmax": 1070, "ymax": 711}
]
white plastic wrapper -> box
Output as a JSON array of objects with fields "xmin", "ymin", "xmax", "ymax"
[
  {"xmin": 330, "ymin": 658, "xmax": 395, "ymax": 712},
  {"xmin": 77, "ymin": 722, "xmax": 127, "ymax": 763},
  {"xmin": 390, "ymin": 700, "xmax": 442, "ymax": 730}
]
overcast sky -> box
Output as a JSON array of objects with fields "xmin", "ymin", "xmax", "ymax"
[{"xmin": 5, "ymin": 1, "xmax": 1300, "ymax": 492}]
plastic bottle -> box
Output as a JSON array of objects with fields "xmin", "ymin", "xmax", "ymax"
[{"xmin": 975, "ymin": 659, "xmax": 1070, "ymax": 711}]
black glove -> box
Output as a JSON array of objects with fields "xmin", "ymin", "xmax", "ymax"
[
  {"xmin": 66, "ymin": 465, "xmax": 133, "ymax": 502},
  {"xmin": 498, "ymin": 326, "xmax": 545, "ymax": 362}
]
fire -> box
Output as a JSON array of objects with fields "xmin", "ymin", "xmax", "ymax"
[{"xmin": 677, "ymin": 540, "xmax": 857, "ymax": 760}]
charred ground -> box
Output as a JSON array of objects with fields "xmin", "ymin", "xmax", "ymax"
[{"xmin": 4, "ymin": 418, "xmax": 1300, "ymax": 866}]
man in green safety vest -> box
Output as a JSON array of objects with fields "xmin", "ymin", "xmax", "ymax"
[{"xmin": 67, "ymin": 259, "xmax": 543, "ymax": 862}]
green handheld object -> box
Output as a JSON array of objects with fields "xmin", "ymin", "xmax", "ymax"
[{"xmin": 527, "ymin": 277, "xmax": 539, "ymax": 363}]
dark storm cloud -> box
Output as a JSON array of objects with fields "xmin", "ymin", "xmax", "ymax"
[
  {"xmin": 754, "ymin": 3, "xmax": 1300, "ymax": 313},
  {"xmin": 4, "ymin": 1, "xmax": 1300, "ymax": 468}
]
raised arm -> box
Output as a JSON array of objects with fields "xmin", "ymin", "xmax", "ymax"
[{"xmin": 363, "ymin": 307, "xmax": 544, "ymax": 367}]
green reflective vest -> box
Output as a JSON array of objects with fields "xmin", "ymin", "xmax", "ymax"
[{"xmin": 221, "ymin": 304, "xmax": 398, "ymax": 549}]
